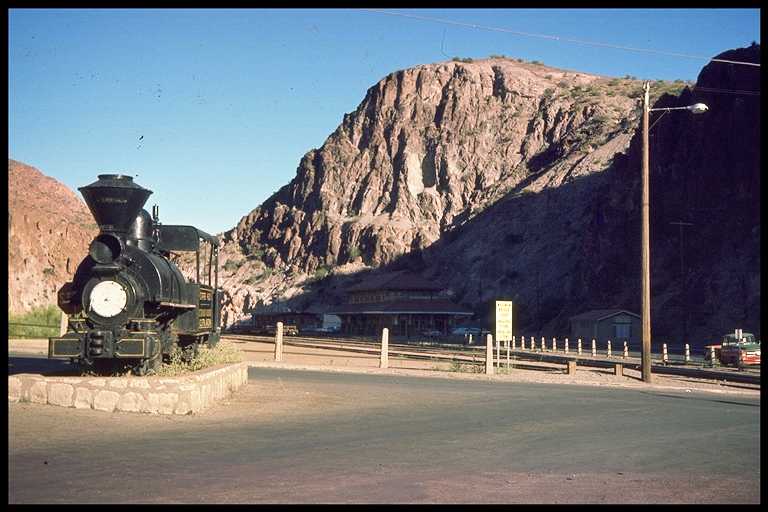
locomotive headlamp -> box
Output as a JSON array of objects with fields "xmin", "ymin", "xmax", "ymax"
[{"xmin": 89, "ymin": 280, "xmax": 128, "ymax": 318}]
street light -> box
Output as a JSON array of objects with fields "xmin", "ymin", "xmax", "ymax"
[{"xmin": 641, "ymin": 81, "xmax": 708, "ymax": 383}]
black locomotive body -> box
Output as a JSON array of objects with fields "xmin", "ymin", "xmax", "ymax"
[{"xmin": 48, "ymin": 174, "xmax": 221, "ymax": 375}]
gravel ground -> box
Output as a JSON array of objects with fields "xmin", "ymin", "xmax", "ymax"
[
  {"xmin": 229, "ymin": 338, "xmax": 760, "ymax": 397},
  {"xmin": 8, "ymin": 337, "xmax": 760, "ymax": 397}
]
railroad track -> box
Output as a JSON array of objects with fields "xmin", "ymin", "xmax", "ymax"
[{"xmin": 223, "ymin": 333, "xmax": 760, "ymax": 384}]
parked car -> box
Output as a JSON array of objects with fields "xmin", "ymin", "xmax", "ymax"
[
  {"xmin": 303, "ymin": 325, "xmax": 340, "ymax": 335},
  {"xmin": 718, "ymin": 332, "xmax": 760, "ymax": 366},
  {"xmin": 263, "ymin": 324, "xmax": 299, "ymax": 336},
  {"xmin": 451, "ymin": 327, "xmax": 482, "ymax": 336}
]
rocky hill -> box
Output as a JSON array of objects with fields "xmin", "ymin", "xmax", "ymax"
[
  {"xmin": 217, "ymin": 58, "xmax": 652, "ymax": 321},
  {"xmin": 8, "ymin": 159, "xmax": 98, "ymax": 314},
  {"xmin": 219, "ymin": 47, "xmax": 760, "ymax": 344}
]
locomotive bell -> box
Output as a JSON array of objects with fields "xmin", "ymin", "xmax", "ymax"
[{"xmin": 79, "ymin": 174, "xmax": 152, "ymax": 235}]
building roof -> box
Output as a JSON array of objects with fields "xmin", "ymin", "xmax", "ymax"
[
  {"xmin": 345, "ymin": 270, "xmax": 443, "ymax": 293},
  {"xmin": 248, "ymin": 302, "xmax": 296, "ymax": 315},
  {"xmin": 328, "ymin": 299, "xmax": 472, "ymax": 316},
  {"xmin": 569, "ymin": 309, "xmax": 640, "ymax": 322}
]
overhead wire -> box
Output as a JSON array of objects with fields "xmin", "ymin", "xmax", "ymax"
[{"xmin": 361, "ymin": 9, "xmax": 761, "ymax": 68}]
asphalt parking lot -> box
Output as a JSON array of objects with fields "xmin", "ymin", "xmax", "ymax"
[{"xmin": 9, "ymin": 365, "xmax": 761, "ymax": 504}]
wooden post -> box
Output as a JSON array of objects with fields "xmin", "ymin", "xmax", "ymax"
[
  {"xmin": 506, "ymin": 339, "xmax": 510, "ymax": 369},
  {"xmin": 59, "ymin": 312, "xmax": 68, "ymax": 336},
  {"xmin": 607, "ymin": 340, "xmax": 612, "ymax": 358},
  {"xmin": 380, "ymin": 327, "xmax": 389, "ymax": 369},
  {"xmin": 496, "ymin": 339, "xmax": 500, "ymax": 368},
  {"xmin": 591, "ymin": 339, "xmax": 596, "ymax": 357},
  {"xmin": 512, "ymin": 335, "xmax": 516, "ymax": 350},
  {"xmin": 567, "ymin": 360, "xmax": 577, "ymax": 375},
  {"xmin": 684, "ymin": 343, "xmax": 690, "ymax": 365},
  {"xmin": 565, "ymin": 337, "xmax": 569, "ymax": 354},
  {"xmin": 485, "ymin": 333, "xmax": 494, "ymax": 375},
  {"xmin": 274, "ymin": 321, "xmax": 284, "ymax": 362},
  {"xmin": 614, "ymin": 363, "xmax": 623, "ymax": 376},
  {"xmin": 541, "ymin": 337, "xmax": 546, "ymax": 352},
  {"xmin": 710, "ymin": 346, "xmax": 716, "ymax": 367},
  {"xmin": 552, "ymin": 337, "xmax": 557, "ymax": 352},
  {"xmin": 662, "ymin": 343, "xmax": 668, "ymax": 364},
  {"xmin": 531, "ymin": 337, "xmax": 536, "ymax": 351},
  {"xmin": 623, "ymin": 341, "xmax": 628, "ymax": 359},
  {"xmin": 468, "ymin": 334, "xmax": 473, "ymax": 345},
  {"xmin": 521, "ymin": 336, "xmax": 526, "ymax": 350},
  {"xmin": 577, "ymin": 338, "xmax": 582, "ymax": 355}
]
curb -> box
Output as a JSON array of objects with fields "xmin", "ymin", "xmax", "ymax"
[{"xmin": 8, "ymin": 362, "xmax": 249, "ymax": 415}]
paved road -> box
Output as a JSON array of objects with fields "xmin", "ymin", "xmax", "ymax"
[{"xmin": 8, "ymin": 366, "xmax": 760, "ymax": 504}]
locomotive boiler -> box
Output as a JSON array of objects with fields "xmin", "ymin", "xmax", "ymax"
[{"xmin": 48, "ymin": 174, "xmax": 221, "ymax": 375}]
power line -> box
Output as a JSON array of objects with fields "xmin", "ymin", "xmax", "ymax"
[{"xmin": 362, "ymin": 9, "xmax": 761, "ymax": 68}]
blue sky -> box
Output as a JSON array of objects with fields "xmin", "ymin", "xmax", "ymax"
[{"xmin": 9, "ymin": 8, "xmax": 760, "ymax": 234}]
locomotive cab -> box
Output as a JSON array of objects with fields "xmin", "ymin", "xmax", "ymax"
[{"xmin": 157, "ymin": 223, "xmax": 221, "ymax": 348}]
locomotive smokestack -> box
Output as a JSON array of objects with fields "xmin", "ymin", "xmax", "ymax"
[{"xmin": 79, "ymin": 174, "xmax": 153, "ymax": 234}]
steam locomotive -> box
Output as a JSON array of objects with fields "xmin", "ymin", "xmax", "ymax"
[{"xmin": 48, "ymin": 174, "xmax": 221, "ymax": 375}]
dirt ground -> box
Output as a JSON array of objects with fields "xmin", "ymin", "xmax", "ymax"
[
  {"xmin": 8, "ymin": 337, "xmax": 761, "ymax": 397},
  {"xmin": 8, "ymin": 338, "xmax": 761, "ymax": 504}
]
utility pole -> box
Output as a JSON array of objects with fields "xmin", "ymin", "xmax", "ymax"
[
  {"xmin": 641, "ymin": 81, "xmax": 652, "ymax": 384},
  {"xmin": 670, "ymin": 220, "xmax": 694, "ymax": 346},
  {"xmin": 638, "ymin": 83, "xmax": 707, "ymax": 385}
]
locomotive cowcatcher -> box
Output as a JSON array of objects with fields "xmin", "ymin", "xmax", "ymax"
[{"xmin": 48, "ymin": 174, "xmax": 221, "ymax": 375}]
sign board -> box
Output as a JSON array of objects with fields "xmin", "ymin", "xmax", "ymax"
[{"xmin": 494, "ymin": 300, "xmax": 513, "ymax": 342}]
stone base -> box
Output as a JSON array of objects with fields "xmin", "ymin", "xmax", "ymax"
[{"xmin": 8, "ymin": 362, "xmax": 249, "ymax": 415}]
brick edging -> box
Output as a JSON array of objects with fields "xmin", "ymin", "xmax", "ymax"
[{"xmin": 8, "ymin": 362, "xmax": 249, "ymax": 415}]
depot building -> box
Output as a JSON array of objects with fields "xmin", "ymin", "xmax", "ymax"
[{"xmin": 327, "ymin": 270, "xmax": 473, "ymax": 337}]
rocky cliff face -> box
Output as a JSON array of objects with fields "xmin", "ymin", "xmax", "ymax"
[
  {"xmin": 220, "ymin": 48, "xmax": 760, "ymax": 344},
  {"xmin": 228, "ymin": 59, "xmax": 642, "ymax": 272},
  {"xmin": 8, "ymin": 159, "xmax": 98, "ymax": 313}
]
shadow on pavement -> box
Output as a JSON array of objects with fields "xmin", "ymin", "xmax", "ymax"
[
  {"xmin": 636, "ymin": 390, "xmax": 760, "ymax": 407},
  {"xmin": 8, "ymin": 354, "xmax": 80, "ymax": 376}
]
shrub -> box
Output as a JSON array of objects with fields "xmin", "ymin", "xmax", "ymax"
[
  {"xmin": 8, "ymin": 305, "xmax": 61, "ymax": 338},
  {"xmin": 247, "ymin": 249, "xmax": 265, "ymax": 260},
  {"xmin": 348, "ymin": 246, "xmax": 361, "ymax": 260},
  {"xmin": 557, "ymin": 80, "xmax": 569, "ymax": 88},
  {"xmin": 156, "ymin": 341, "xmax": 244, "ymax": 376},
  {"xmin": 223, "ymin": 259, "xmax": 244, "ymax": 272},
  {"xmin": 452, "ymin": 56, "xmax": 474, "ymax": 63},
  {"xmin": 531, "ymin": 60, "xmax": 543, "ymax": 65},
  {"xmin": 542, "ymin": 88, "xmax": 555, "ymax": 99},
  {"xmin": 43, "ymin": 267, "xmax": 55, "ymax": 276},
  {"xmin": 314, "ymin": 265, "xmax": 330, "ymax": 279},
  {"xmin": 449, "ymin": 360, "xmax": 485, "ymax": 373},
  {"xmin": 243, "ymin": 274, "xmax": 262, "ymax": 285}
]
